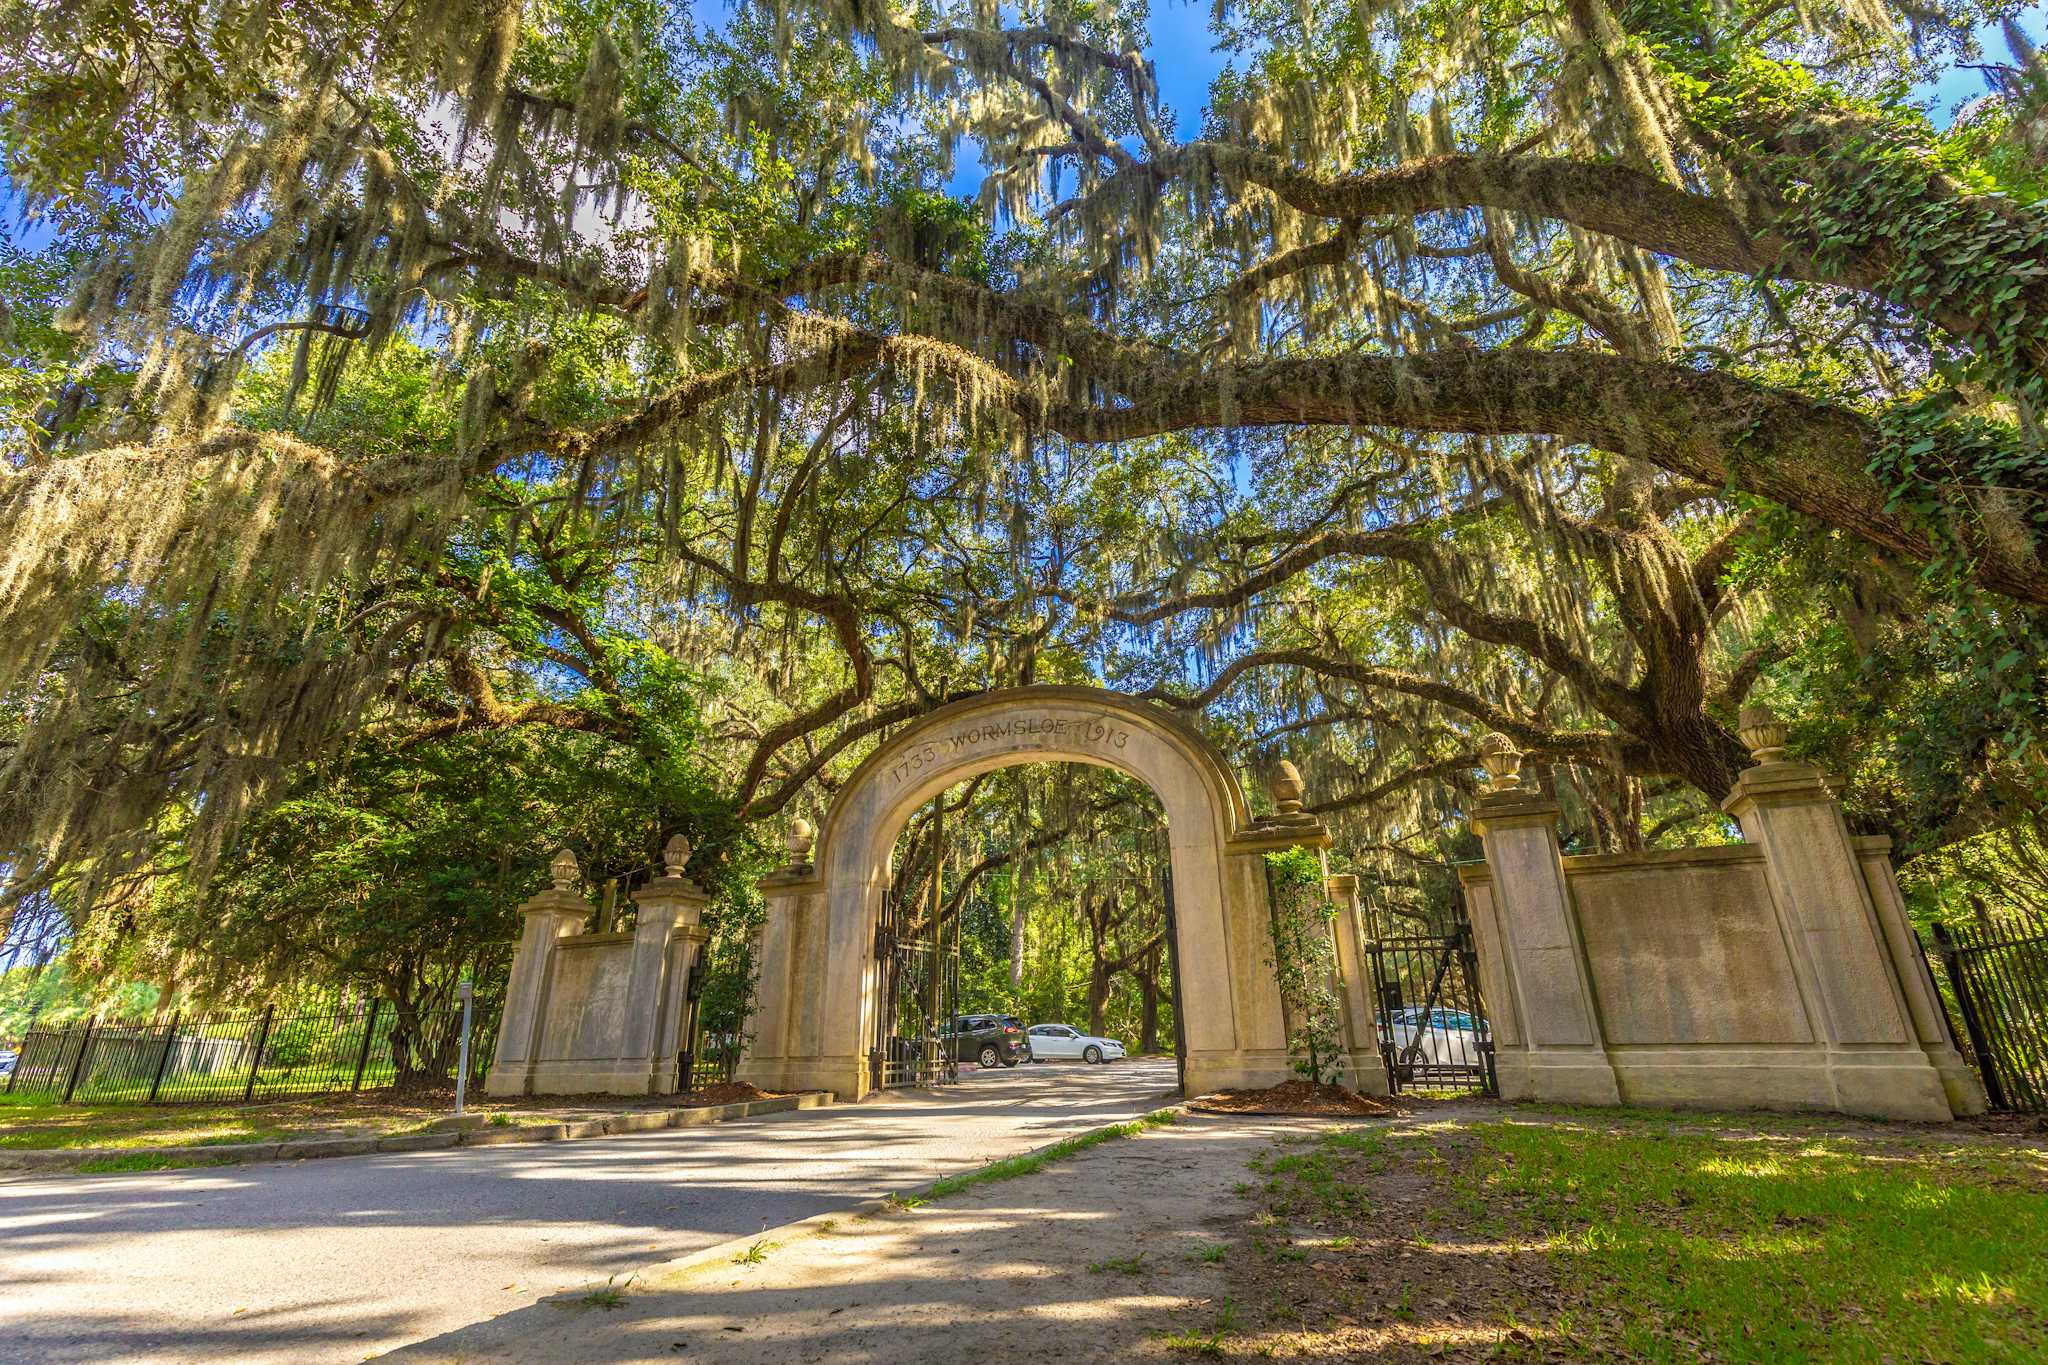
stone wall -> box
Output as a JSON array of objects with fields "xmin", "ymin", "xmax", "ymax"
[
  {"xmin": 484, "ymin": 842, "xmax": 711, "ymax": 1098},
  {"xmin": 1458, "ymin": 722, "xmax": 1984, "ymax": 1122}
]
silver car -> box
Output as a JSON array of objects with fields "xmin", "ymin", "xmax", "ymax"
[{"xmin": 1025, "ymin": 1023, "xmax": 1126, "ymax": 1064}]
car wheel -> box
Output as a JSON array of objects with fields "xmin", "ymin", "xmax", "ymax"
[
  {"xmin": 979, "ymin": 1044, "xmax": 1000, "ymax": 1069},
  {"xmin": 1084, "ymin": 1045, "xmax": 1103, "ymax": 1065}
]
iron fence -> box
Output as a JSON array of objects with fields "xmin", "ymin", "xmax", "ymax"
[
  {"xmin": 1924, "ymin": 913, "xmax": 2048, "ymax": 1113},
  {"xmin": 679, "ymin": 1032, "xmax": 743, "ymax": 1092},
  {"xmin": 1365, "ymin": 925, "xmax": 1497, "ymax": 1097},
  {"xmin": 3, "ymin": 996, "xmax": 498, "ymax": 1106}
]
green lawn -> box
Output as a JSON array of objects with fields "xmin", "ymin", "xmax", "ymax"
[
  {"xmin": 0, "ymin": 1089, "xmax": 453, "ymax": 1151},
  {"xmin": 1464, "ymin": 1120, "xmax": 2048, "ymax": 1361},
  {"xmin": 1238, "ymin": 1110, "xmax": 2048, "ymax": 1362}
]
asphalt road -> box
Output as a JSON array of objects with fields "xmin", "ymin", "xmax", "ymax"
[{"xmin": 0, "ymin": 1059, "xmax": 1178, "ymax": 1364}]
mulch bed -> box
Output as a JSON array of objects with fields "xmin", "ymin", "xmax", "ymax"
[
  {"xmin": 1188, "ymin": 1079, "xmax": 1395, "ymax": 1117},
  {"xmin": 674, "ymin": 1081, "xmax": 783, "ymax": 1106}
]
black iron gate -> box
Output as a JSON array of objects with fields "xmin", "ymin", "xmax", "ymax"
[
  {"xmin": 1366, "ymin": 921, "xmax": 1496, "ymax": 1097},
  {"xmin": 868, "ymin": 887, "xmax": 961, "ymax": 1090},
  {"xmin": 1925, "ymin": 914, "xmax": 2048, "ymax": 1112}
]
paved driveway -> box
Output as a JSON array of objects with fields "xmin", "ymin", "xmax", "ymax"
[{"xmin": 0, "ymin": 1059, "xmax": 1178, "ymax": 1363}]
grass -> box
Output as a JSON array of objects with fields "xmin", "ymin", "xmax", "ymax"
[
  {"xmin": 1161, "ymin": 1299, "xmax": 1241, "ymax": 1355},
  {"xmin": 895, "ymin": 1106, "xmax": 1178, "ymax": 1208},
  {"xmin": 74, "ymin": 1152, "xmax": 231, "ymax": 1173},
  {"xmin": 0, "ymin": 1087, "xmax": 481, "ymax": 1151},
  {"xmin": 3, "ymin": 1061, "xmax": 426, "ymax": 1109},
  {"xmin": 1247, "ymin": 1112, "xmax": 2048, "ymax": 1362},
  {"xmin": 1159, "ymin": 1329, "xmax": 1226, "ymax": 1357},
  {"xmin": 0, "ymin": 1085, "xmax": 692, "ymax": 1156},
  {"xmin": 1088, "ymin": 1253, "xmax": 1146, "ymax": 1274},
  {"xmin": 577, "ymin": 1276, "xmax": 632, "ymax": 1309},
  {"xmin": 1457, "ymin": 1119, "xmax": 2048, "ymax": 1361},
  {"xmin": 733, "ymin": 1240, "xmax": 775, "ymax": 1265}
]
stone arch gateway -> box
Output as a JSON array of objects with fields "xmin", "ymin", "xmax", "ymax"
[{"xmin": 737, "ymin": 686, "xmax": 1387, "ymax": 1100}]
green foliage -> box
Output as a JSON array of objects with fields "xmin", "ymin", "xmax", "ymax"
[
  {"xmin": 0, "ymin": 961, "xmax": 158, "ymax": 1036},
  {"xmin": 916, "ymin": 765, "xmax": 1173, "ymax": 1048},
  {"xmin": 1729, "ymin": 510, "xmax": 2047, "ymax": 857},
  {"xmin": 9, "ymin": 0, "xmax": 2048, "ymax": 1029},
  {"xmin": 1262, "ymin": 848, "xmax": 1343, "ymax": 1087}
]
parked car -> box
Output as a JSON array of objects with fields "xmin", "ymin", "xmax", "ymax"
[
  {"xmin": 939, "ymin": 1014, "xmax": 1031, "ymax": 1068},
  {"xmin": 1025, "ymin": 1023, "xmax": 1126, "ymax": 1064},
  {"xmin": 1382, "ymin": 1006, "xmax": 1483, "ymax": 1079},
  {"xmin": 0, "ymin": 1049, "xmax": 15, "ymax": 1078}
]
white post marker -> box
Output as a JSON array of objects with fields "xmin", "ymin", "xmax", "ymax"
[{"xmin": 454, "ymin": 975, "xmax": 474, "ymax": 1117}]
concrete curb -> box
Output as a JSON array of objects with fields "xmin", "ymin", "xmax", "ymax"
[
  {"xmin": 0, "ymin": 1092, "xmax": 833, "ymax": 1174},
  {"xmin": 635, "ymin": 1090, "xmax": 1188, "ymax": 1286}
]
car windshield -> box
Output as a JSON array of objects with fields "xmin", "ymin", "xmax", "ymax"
[{"xmin": 1396, "ymin": 1008, "xmax": 1477, "ymax": 1029}]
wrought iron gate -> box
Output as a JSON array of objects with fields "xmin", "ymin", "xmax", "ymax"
[
  {"xmin": 1366, "ymin": 920, "xmax": 1497, "ymax": 1097},
  {"xmin": 868, "ymin": 887, "xmax": 960, "ymax": 1090},
  {"xmin": 1925, "ymin": 914, "xmax": 2048, "ymax": 1112}
]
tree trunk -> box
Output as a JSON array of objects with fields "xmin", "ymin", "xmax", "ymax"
[
  {"xmin": 1010, "ymin": 894, "xmax": 1026, "ymax": 991},
  {"xmin": 1086, "ymin": 965, "xmax": 1112, "ymax": 1038}
]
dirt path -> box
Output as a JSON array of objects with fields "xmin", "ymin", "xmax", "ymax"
[{"xmin": 388, "ymin": 1112, "xmax": 1323, "ymax": 1363}]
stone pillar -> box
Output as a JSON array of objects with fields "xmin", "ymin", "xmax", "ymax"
[
  {"xmin": 1467, "ymin": 736, "xmax": 1621, "ymax": 1105},
  {"xmin": 1852, "ymin": 836, "xmax": 1988, "ymax": 1116},
  {"xmin": 622, "ymin": 834, "xmax": 712, "ymax": 1095},
  {"xmin": 1721, "ymin": 707, "xmax": 1955, "ymax": 1121},
  {"xmin": 1196, "ymin": 761, "xmax": 1330, "ymax": 1095},
  {"xmin": 485, "ymin": 849, "xmax": 592, "ymax": 1097},
  {"xmin": 736, "ymin": 819, "xmax": 834, "ymax": 1094},
  {"xmin": 1324, "ymin": 873, "xmax": 1392, "ymax": 1095}
]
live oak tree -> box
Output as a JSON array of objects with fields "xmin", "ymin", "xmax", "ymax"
[{"xmin": 2, "ymin": 0, "xmax": 2046, "ymax": 961}]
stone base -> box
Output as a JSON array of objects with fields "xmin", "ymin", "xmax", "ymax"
[
  {"xmin": 1926, "ymin": 1045, "xmax": 1989, "ymax": 1117},
  {"xmin": 735, "ymin": 1054, "xmax": 871, "ymax": 1100},
  {"xmin": 1496, "ymin": 1047, "xmax": 1623, "ymax": 1106},
  {"xmin": 1181, "ymin": 1052, "xmax": 1297, "ymax": 1098},
  {"xmin": 483, "ymin": 1066, "xmax": 530, "ymax": 1098},
  {"xmin": 1584, "ymin": 1044, "xmax": 1956, "ymax": 1122},
  {"xmin": 1339, "ymin": 1049, "xmax": 1392, "ymax": 1097},
  {"xmin": 486, "ymin": 1059, "xmax": 672, "ymax": 1098},
  {"xmin": 1823, "ymin": 1048, "xmax": 1956, "ymax": 1122}
]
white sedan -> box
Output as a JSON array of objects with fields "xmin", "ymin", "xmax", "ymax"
[
  {"xmin": 1383, "ymin": 1007, "xmax": 1484, "ymax": 1077},
  {"xmin": 1025, "ymin": 1023, "xmax": 1126, "ymax": 1063}
]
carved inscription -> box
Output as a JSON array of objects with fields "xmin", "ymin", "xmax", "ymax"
[{"xmin": 884, "ymin": 714, "xmax": 1130, "ymax": 787}]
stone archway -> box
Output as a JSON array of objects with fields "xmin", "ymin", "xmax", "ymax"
[{"xmin": 736, "ymin": 686, "xmax": 1386, "ymax": 1100}]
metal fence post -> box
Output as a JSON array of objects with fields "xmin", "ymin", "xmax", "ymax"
[
  {"xmin": 62, "ymin": 1017, "xmax": 97, "ymax": 1103},
  {"xmin": 676, "ymin": 953, "xmax": 707, "ymax": 1093},
  {"xmin": 148, "ymin": 1011, "xmax": 182, "ymax": 1103},
  {"xmin": 351, "ymin": 1000, "xmax": 381, "ymax": 1092},
  {"xmin": 1932, "ymin": 922, "xmax": 2008, "ymax": 1111},
  {"xmin": 243, "ymin": 1005, "xmax": 275, "ymax": 1102},
  {"xmin": 454, "ymin": 979, "xmax": 474, "ymax": 1117}
]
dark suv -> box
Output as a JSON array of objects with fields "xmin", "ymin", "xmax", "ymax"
[{"xmin": 940, "ymin": 1014, "xmax": 1031, "ymax": 1068}]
